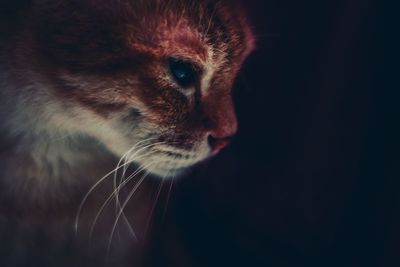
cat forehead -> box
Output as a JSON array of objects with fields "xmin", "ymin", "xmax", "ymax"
[
  {"xmin": 36, "ymin": 0, "xmax": 254, "ymax": 73},
  {"xmin": 123, "ymin": 6, "xmax": 254, "ymax": 66},
  {"xmin": 126, "ymin": 21, "xmax": 211, "ymax": 62}
]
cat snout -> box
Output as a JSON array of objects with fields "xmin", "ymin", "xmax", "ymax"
[
  {"xmin": 207, "ymin": 135, "xmax": 233, "ymax": 152},
  {"xmin": 206, "ymin": 117, "xmax": 238, "ymax": 152},
  {"xmin": 202, "ymin": 97, "xmax": 238, "ymax": 152}
]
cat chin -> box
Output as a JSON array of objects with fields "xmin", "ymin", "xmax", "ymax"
[
  {"xmin": 97, "ymin": 140, "xmax": 191, "ymax": 177},
  {"xmin": 131, "ymin": 154, "xmax": 199, "ymax": 178},
  {"xmin": 145, "ymin": 165, "xmax": 188, "ymax": 179}
]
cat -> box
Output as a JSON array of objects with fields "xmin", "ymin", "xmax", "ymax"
[{"xmin": 0, "ymin": 0, "xmax": 254, "ymax": 265}]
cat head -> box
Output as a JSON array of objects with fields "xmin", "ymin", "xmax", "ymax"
[{"xmin": 32, "ymin": 0, "xmax": 255, "ymax": 177}]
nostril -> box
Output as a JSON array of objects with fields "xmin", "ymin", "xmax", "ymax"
[{"xmin": 207, "ymin": 135, "xmax": 232, "ymax": 152}]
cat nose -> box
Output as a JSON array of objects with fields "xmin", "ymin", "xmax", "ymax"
[
  {"xmin": 206, "ymin": 120, "xmax": 238, "ymax": 152},
  {"xmin": 207, "ymin": 134, "xmax": 233, "ymax": 152},
  {"xmin": 203, "ymin": 95, "xmax": 238, "ymax": 152}
]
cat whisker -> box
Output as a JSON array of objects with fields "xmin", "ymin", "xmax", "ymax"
[
  {"xmin": 116, "ymin": 138, "xmax": 159, "ymax": 190},
  {"xmin": 143, "ymin": 168, "xmax": 172, "ymax": 238},
  {"xmin": 74, "ymin": 140, "xmax": 163, "ymax": 234},
  {"xmin": 113, "ymin": 141, "xmax": 166, "ymax": 236},
  {"xmin": 120, "ymin": 141, "xmax": 166, "ymax": 186},
  {"xmin": 113, "ymin": 149, "xmax": 134, "ymax": 242},
  {"xmin": 106, "ymin": 164, "xmax": 156, "ymax": 257},
  {"xmin": 112, "ymin": 138, "xmax": 159, "ymax": 235},
  {"xmin": 75, "ymin": 157, "xmax": 134, "ymax": 234},
  {"xmin": 89, "ymin": 159, "xmax": 156, "ymax": 242}
]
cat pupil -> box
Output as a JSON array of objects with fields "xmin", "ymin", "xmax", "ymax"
[{"xmin": 168, "ymin": 58, "xmax": 196, "ymax": 87}]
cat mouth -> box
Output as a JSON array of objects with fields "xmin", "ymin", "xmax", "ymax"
[
  {"xmin": 130, "ymin": 142, "xmax": 210, "ymax": 177},
  {"xmin": 155, "ymin": 149, "xmax": 187, "ymax": 158},
  {"xmin": 153, "ymin": 146, "xmax": 197, "ymax": 158},
  {"xmin": 152, "ymin": 148, "xmax": 203, "ymax": 165}
]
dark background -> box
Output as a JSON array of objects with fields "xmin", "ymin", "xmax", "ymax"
[{"xmin": 145, "ymin": 1, "xmax": 388, "ymax": 267}]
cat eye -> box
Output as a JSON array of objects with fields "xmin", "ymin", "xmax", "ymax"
[{"xmin": 168, "ymin": 58, "xmax": 197, "ymax": 88}]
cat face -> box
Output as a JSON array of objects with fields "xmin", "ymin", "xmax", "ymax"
[{"xmin": 35, "ymin": 0, "xmax": 254, "ymax": 177}]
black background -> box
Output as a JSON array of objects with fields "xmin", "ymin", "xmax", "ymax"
[{"xmin": 145, "ymin": 1, "xmax": 389, "ymax": 267}]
